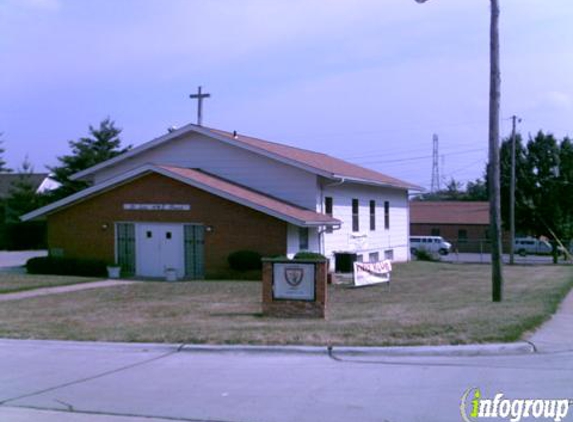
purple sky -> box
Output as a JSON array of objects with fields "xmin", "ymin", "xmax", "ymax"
[{"xmin": 1, "ymin": 0, "xmax": 571, "ymax": 190}]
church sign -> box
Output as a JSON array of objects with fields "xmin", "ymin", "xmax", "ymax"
[
  {"xmin": 272, "ymin": 263, "xmax": 315, "ymax": 301},
  {"xmin": 123, "ymin": 203, "xmax": 191, "ymax": 211},
  {"xmin": 262, "ymin": 258, "xmax": 327, "ymax": 318}
]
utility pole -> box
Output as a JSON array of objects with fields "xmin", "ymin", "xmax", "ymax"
[
  {"xmin": 489, "ymin": 0, "xmax": 503, "ymax": 302},
  {"xmin": 414, "ymin": 0, "xmax": 504, "ymax": 301},
  {"xmin": 431, "ymin": 134, "xmax": 440, "ymax": 193},
  {"xmin": 189, "ymin": 86, "xmax": 211, "ymax": 126},
  {"xmin": 509, "ymin": 115, "xmax": 521, "ymax": 265}
]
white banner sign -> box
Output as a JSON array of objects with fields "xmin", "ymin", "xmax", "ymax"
[
  {"xmin": 123, "ymin": 203, "xmax": 191, "ymax": 211},
  {"xmin": 273, "ymin": 263, "xmax": 315, "ymax": 301},
  {"xmin": 353, "ymin": 260, "xmax": 392, "ymax": 287}
]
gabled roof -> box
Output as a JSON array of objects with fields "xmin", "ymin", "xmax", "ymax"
[
  {"xmin": 71, "ymin": 124, "xmax": 421, "ymax": 190},
  {"xmin": 22, "ymin": 164, "xmax": 341, "ymax": 228},
  {"xmin": 0, "ymin": 173, "xmax": 50, "ymax": 198},
  {"xmin": 410, "ymin": 201, "xmax": 489, "ymax": 225}
]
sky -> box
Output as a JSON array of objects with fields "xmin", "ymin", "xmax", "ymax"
[{"xmin": 1, "ymin": 0, "xmax": 572, "ymax": 191}]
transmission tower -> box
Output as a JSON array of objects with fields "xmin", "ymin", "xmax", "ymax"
[{"xmin": 431, "ymin": 133, "xmax": 440, "ymax": 192}]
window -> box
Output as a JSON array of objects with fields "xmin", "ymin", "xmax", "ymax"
[
  {"xmin": 458, "ymin": 229, "xmax": 468, "ymax": 243},
  {"xmin": 369, "ymin": 252, "xmax": 379, "ymax": 262},
  {"xmin": 325, "ymin": 197, "xmax": 333, "ymax": 233},
  {"xmin": 356, "ymin": 254, "xmax": 363, "ymax": 263},
  {"xmin": 166, "ymin": 231, "xmax": 172, "ymax": 240},
  {"xmin": 431, "ymin": 228, "xmax": 440, "ymax": 236},
  {"xmin": 369, "ymin": 200, "xmax": 376, "ymax": 231},
  {"xmin": 384, "ymin": 249, "xmax": 394, "ymax": 260},
  {"xmin": 384, "ymin": 201, "xmax": 390, "ymax": 229},
  {"xmin": 352, "ymin": 199, "xmax": 359, "ymax": 232},
  {"xmin": 299, "ymin": 227, "xmax": 309, "ymax": 250}
]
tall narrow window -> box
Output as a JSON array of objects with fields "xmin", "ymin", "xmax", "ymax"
[
  {"xmin": 369, "ymin": 200, "xmax": 376, "ymax": 231},
  {"xmin": 352, "ymin": 199, "xmax": 359, "ymax": 232},
  {"xmin": 384, "ymin": 201, "xmax": 390, "ymax": 229},
  {"xmin": 325, "ymin": 197, "xmax": 333, "ymax": 233},
  {"xmin": 299, "ymin": 227, "xmax": 309, "ymax": 250}
]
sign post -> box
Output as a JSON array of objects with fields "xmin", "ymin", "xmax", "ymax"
[{"xmin": 262, "ymin": 258, "xmax": 327, "ymax": 318}]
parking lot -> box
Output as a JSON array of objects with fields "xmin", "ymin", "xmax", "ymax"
[{"xmin": 441, "ymin": 252, "xmax": 571, "ymax": 265}]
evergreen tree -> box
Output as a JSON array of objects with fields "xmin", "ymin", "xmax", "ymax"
[
  {"xmin": 5, "ymin": 156, "xmax": 40, "ymax": 223},
  {"xmin": 48, "ymin": 118, "xmax": 131, "ymax": 200},
  {"xmin": 0, "ymin": 133, "xmax": 12, "ymax": 173}
]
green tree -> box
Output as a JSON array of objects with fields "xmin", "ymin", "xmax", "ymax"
[
  {"xmin": 48, "ymin": 118, "xmax": 130, "ymax": 200},
  {"xmin": 4, "ymin": 156, "xmax": 41, "ymax": 223},
  {"xmin": 0, "ymin": 133, "xmax": 12, "ymax": 173},
  {"xmin": 499, "ymin": 131, "xmax": 573, "ymax": 243},
  {"xmin": 466, "ymin": 178, "xmax": 488, "ymax": 201}
]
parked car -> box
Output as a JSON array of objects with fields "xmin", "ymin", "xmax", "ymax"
[
  {"xmin": 513, "ymin": 237, "xmax": 553, "ymax": 256},
  {"xmin": 410, "ymin": 236, "xmax": 452, "ymax": 256}
]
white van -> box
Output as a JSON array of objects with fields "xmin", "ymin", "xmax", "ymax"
[
  {"xmin": 514, "ymin": 237, "xmax": 552, "ymax": 256},
  {"xmin": 410, "ymin": 236, "xmax": 452, "ymax": 256}
]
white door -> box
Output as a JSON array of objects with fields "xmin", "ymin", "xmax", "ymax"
[{"xmin": 136, "ymin": 223, "xmax": 184, "ymax": 278}]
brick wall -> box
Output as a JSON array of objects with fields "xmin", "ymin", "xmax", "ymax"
[
  {"xmin": 47, "ymin": 173, "xmax": 287, "ymax": 274},
  {"xmin": 261, "ymin": 260, "xmax": 327, "ymax": 318}
]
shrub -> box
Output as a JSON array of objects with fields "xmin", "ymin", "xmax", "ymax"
[
  {"xmin": 227, "ymin": 250, "xmax": 262, "ymax": 272},
  {"xmin": 293, "ymin": 251, "xmax": 327, "ymax": 260},
  {"xmin": 26, "ymin": 257, "xmax": 108, "ymax": 277},
  {"xmin": 413, "ymin": 248, "xmax": 438, "ymax": 262}
]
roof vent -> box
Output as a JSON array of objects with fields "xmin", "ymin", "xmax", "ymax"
[
  {"xmin": 233, "ymin": 130, "xmax": 238, "ymax": 139},
  {"xmin": 167, "ymin": 126, "xmax": 178, "ymax": 133}
]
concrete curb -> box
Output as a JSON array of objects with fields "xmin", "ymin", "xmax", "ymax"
[
  {"xmin": 180, "ymin": 341, "xmax": 535, "ymax": 357},
  {"xmin": 0, "ymin": 338, "xmax": 535, "ymax": 357},
  {"xmin": 0, "ymin": 338, "xmax": 182, "ymax": 354}
]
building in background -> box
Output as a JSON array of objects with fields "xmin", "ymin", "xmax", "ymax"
[{"xmin": 410, "ymin": 201, "xmax": 490, "ymax": 253}]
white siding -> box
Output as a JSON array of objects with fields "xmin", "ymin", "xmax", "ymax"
[
  {"xmin": 286, "ymin": 224, "xmax": 320, "ymax": 258},
  {"xmin": 321, "ymin": 183, "xmax": 409, "ymax": 265},
  {"xmin": 93, "ymin": 133, "xmax": 318, "ymax": 209}
]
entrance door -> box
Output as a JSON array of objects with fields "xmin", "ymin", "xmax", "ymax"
[{"xmin": 136, "ymin": 223, "xmax": 184, "ymax": 278}]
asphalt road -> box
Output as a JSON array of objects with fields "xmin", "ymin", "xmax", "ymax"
[{"xmin": 1, "ymin": 340, "xmax": 572, "ymax": 422}]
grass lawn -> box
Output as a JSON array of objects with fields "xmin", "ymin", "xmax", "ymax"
[
  {"xmin": 0, "ymin": 273, "xmax": 102, "ymax": 294},
  {"xmin": 0, "ymin": 262, "xmax": 571, "ymax": 346}
]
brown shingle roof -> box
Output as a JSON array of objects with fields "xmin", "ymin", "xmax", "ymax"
[
  {"xmin": 410, "ymin": 201, "xmax": 490, "ymax": 225},
  {"xmin": 208, "ymin": 127, "xmax": 420, "ymax": 190},
  {"xmin": 160, "ymin": 165, "xmax": 340, "ymax": 226}
]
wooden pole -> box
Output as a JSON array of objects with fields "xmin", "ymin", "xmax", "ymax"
[
  {"xmin": 489, "ymin": 0, "xmax": 503, "ymax": 302},
  {"xmin": 509, "ymin": 115, "xmax": 517, "ymax": 265}
]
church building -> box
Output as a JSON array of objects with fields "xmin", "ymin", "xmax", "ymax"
[{"xmin": 23, "ymin": 124, "xmax": 420, "ymax": 278}]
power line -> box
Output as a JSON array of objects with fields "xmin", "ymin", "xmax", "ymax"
[{"xmin": 352, "ymin": 147, "xmax": 484, "ymax": 166}]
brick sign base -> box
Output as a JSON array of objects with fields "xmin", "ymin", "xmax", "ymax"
[{"xmin": 262, "ymin": 259, "xmax": 327, "ymax": 318}]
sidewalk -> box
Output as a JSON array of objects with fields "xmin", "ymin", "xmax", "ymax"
[
  {"xmin": 527, "ymin": 288, "xmax": 573, "ymax": 353},
  {"xmin": 0, "ymin": 280, "xmax": 135, "ymax": 302}
]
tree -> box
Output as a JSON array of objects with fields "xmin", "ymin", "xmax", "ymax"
[
  {"xmin": 499, "ymin": 131, "xmax": 573, "ymax": 245},
  {"xmin": 48, "ymin": 118, "xmax": 130, "ymax": 200},
  {"xmin": 0, "ymin": 133, "xmax": 12, "ymax": 173},
  {"xmin": 4, "ymin": 156, "xmax": 41, "ymax": 223},
  {"xmin": 415, "ymin": 177, "xmax": 487, "ymax": 201},
  {"xmin": 466, "ymin": 178, "xmax": 488, "ymax": 201}
]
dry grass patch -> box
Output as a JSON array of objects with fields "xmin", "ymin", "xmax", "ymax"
[{"xmin": 0, "ymin": 262, "xmax": 571, "ymax": 346}]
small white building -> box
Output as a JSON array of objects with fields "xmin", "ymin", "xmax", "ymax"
[{"xmin": 23, "ymin": 124, "xmax": 420, "ymax": 277}]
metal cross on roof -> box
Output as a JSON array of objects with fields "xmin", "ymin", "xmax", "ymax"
[{"xmin": 189, "ymin": 86, "xmax": 211, "ymax": 126}]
